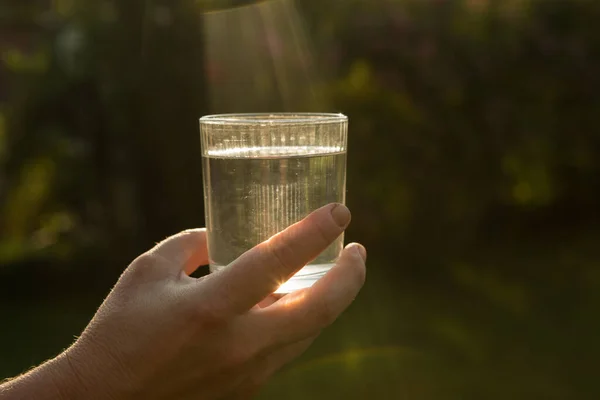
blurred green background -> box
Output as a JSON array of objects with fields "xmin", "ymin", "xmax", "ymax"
[{"xmin": 2, "ymin": 0, "xmax": 600, "ymax": 398}]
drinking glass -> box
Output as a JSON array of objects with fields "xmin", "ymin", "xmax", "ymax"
[{"xmin": 200, "ymin": 113, "xmax": 348, "ymax": 293}]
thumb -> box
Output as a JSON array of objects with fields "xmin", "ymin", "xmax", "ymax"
[{"xmin": 145, "ymin": 228, "xmax": 209, "ymax": 276}]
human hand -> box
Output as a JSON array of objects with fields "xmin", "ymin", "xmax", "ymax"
[{"xmin": 63, "ymin": 203, "xmax": 366, "ymax": 399}]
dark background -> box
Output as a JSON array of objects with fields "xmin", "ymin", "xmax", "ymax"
[{"xmin": 1, "ymin": 0, "xmax": 600, "ymax": 398}]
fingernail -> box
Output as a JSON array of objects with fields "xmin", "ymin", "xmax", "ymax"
[
  {"xmin": 348, "ymin": 243, "xmax": 367, "ymax": 262},
  {"xmin": 330, "ymin": 204, "xmax": 351, "ymax": 228}
]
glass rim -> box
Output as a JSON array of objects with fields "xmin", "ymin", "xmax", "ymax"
[{"xmin": 199, "ymin": 112, "xmax": 347, "ymax": 125}]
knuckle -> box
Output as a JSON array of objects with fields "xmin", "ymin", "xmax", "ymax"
[
  {"xmin": 132, "ymin": 252, "xmax": 160, "ymax": 269},
  {"xmin": 209, "ymin": 280, "xmax": 243, "ymax": 316},
  {"xmin": 266, "ymin": 237, "xmax": 296, "ymax": 276},
  {"xmin": 314, "ymin": 300, "xmax": 338, "ymax": 328},
  {"xmin": 125, "ymin": 253, "xmax": 162, "ymax": 282},
  {"xmin": 187, "ymin": 302, "xmax": 228, "ymax": 329},
  {"xmin": 314, "ymin": 218, "xmax": 336, "ymax": 245}
]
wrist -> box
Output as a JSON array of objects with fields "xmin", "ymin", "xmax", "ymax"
[
  {"xmin": 52, "ymin": 349, "xmax": 94, "ymax": 399},
  {"xmin": 46, "ymin": 352, "xmax": 87, "ymax": 400},
  {"xmin": 0, "ymin": 350, "xmax": 90, "ymax": 400},
  {"xmin": 57, "ymin": 340, "xmax": 124, "ymax": 400}
]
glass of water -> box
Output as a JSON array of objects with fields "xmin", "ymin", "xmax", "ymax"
[{"xmin": 199, "ymin": 113, "xmax": 348, "ymax": 293}]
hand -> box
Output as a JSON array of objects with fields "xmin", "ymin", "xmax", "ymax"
[{"xmin": 62, "ymin": 203, "xmax": 366, "ymax": 399}]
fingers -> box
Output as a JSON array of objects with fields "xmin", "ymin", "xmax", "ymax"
[
  {"xmin": 199, "ymin": 204, "xmax": 351, "ymax": 315},
  {"xmin": 255, "ymin": 243, "xmax": 366, "ymax": 344},
  {"xmin": 140, "ymin": 229, "xmax": 209, "ymax": 276}
]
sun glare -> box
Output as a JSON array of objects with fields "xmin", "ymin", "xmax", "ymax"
[{"xmin": 202, "ymin": 0, "xmax": 324, "ymax": 112}]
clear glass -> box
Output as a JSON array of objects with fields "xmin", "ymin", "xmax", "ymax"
[{"xmin": 199, "ymin": 113, "xmax": 348, "ymax": 293}]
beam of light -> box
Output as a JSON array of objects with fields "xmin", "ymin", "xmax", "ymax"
[{"xmin": 202, "ymin": 0, "xmax": 325, "ymax": 113}]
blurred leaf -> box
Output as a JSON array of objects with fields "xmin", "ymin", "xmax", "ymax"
[
  {"xmin": 1, "ymin": 47, "xmax": 50, "ymax": 74},
  {"xmin": 1, "ymin": 157, "xmax": 56, "ymax": 239},
  {"xmin": 53, "ymin": 0, "xmax": 76, "ymax": 16}
]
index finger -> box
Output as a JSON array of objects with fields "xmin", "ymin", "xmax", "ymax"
[{"xmin": 201, "ymin": 203, "xmax": 351, "ymax": 315}]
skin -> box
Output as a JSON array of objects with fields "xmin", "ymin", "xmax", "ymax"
[{"xmin": 0, "ymin": 203, "xmax": 366, "ymax": 399}]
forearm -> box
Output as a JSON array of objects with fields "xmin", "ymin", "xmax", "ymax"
[{"xmin": 0, "ymin": 352, "xmax": 84, "ymax": 400}]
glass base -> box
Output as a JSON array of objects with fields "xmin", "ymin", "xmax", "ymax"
[
  {"xmin": 274, "ymin": 263, "xmax": 333, "ymax": 293},
  {"xmin": 209, "ymin": 263, "xmax": 333, "ymax": 294}
]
